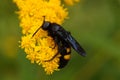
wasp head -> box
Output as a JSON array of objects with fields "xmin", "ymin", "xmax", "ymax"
[{"xmin": 41, "ymin": 21, "xmax": 51, "ymax": 30}]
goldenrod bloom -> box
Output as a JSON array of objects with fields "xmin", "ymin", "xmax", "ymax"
[
  {"xmin": 14, "ymin": 0, "xmax": 79, "ymax": 74},
  {"xmin": 64, "ymin": 0, "xmax": 80, "ymax": 6}
]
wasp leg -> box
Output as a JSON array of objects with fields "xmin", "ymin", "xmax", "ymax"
[
  {"xmin": 44, "ymin": 36, "xmax": 61, "ymax": 62},
  {"xmin": 51, "ymin": 36, "xmax": 58, "ymax": 49}
]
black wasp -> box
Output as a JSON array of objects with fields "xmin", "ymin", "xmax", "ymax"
[{"xmin": 32, "ymin": 16, "xmax": 86, "ymax": 68}]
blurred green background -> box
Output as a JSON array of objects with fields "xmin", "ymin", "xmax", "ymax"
[{"xmin": 0, "ymin": 0, "xmax": 120, "ymax": 80}]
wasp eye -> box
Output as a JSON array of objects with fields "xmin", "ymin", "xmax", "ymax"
[{"xmin": 42, "ymin": 21, "xmax": 50, "ymax": 30}]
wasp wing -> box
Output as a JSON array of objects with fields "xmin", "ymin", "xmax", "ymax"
[
  {"xmin": 66, "ymin": 32, "xmax": 86, "ymax": 57},
  {"xmin": 54, "ymin": 25, "xmax": 86, "ymax": 57}
]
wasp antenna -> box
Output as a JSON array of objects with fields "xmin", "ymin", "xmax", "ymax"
[
  {"xmin": 42, "ymin": 16, "xmax": 46, "ymax": 23},
  {"xmin": 32, "ymin": 26, "xmax": 42, "ymax": 37},
  {"xmin": 32, "ymin": 16, "xmax": 46, "ymax": 37}
]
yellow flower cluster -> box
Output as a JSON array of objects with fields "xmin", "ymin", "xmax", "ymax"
[
  {"xmin": 64, "ymin": 0, "xmax": 80, "ymax": 6},
  {"xmin": 14, "ymin": 0, "xmax": 79, "ymax": 75},
  {"xmin": 14, "ymin": 0, "xmax": 68, "ymax": 74}
]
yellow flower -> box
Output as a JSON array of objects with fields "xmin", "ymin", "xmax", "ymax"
[
  {"xmin": 64, "ymin": 0, "xmax": 80, "ymax": 6},
  {"xmin": 14, "ymin": 0, "xmax": 68, "ymax": 75},
  {"xmin": 14, "ymin": 0, "xmax": 79, "ymax": 75}
]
